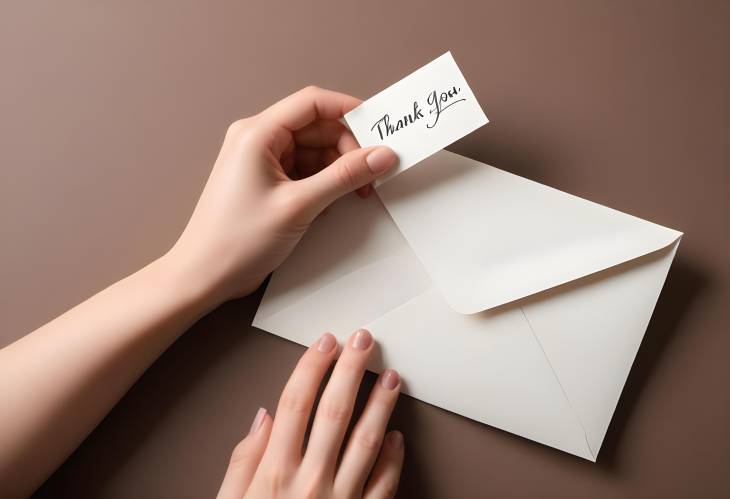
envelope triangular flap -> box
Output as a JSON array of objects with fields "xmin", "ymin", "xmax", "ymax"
[
  {"xmin": 254, "ymin": 191, "xmax": 597, "ymax": 460},
  {"xmin": 376, "ymin": 150, "xmax": 682, "ymax": 315}
]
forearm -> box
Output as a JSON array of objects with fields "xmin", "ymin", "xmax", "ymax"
[
  {"xmin": 0, "ymin": 253, "xmax": 219, "ymax": 497},
  {"xmin": 0, "ymin": 86, "xmax": 395, "ymax": 498}
]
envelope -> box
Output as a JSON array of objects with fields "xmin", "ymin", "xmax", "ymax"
[{"xmin": 253, "ymin": 150, "xmax": 682, "ymax": 461}]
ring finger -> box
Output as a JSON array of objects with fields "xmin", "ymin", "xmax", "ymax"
[{"xmin": 334, "ymin": 368, "xmax": 401, "ymax": 496}]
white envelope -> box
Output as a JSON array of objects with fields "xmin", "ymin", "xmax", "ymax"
[{"xmin": 253, "ymin": 150, "xmax": 682, "ymax": 461}]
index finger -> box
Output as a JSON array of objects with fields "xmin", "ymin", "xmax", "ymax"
[{"xmin": 261, "ymin": 86, "xmax": 362, "ymax": 131}]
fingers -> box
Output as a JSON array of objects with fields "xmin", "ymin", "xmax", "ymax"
[
  {"xmin": 363, "ymin": 431, "xmax": 405, "ymax": 499},
  {"xmin": 288, "ymin": 142, "xmax": 371, "ymax": 198},
  {"xmin": 334, "ymin": 369, "xmax": 401, "ymax": 496},
  {"xmin": 262, "ymin": 86, "xmax": 362, "ymax": 132},
  {"xmin": 262, "ymin": 333, "xmax": 338, "ymax": 464},
  {"xmin": 302, "ymin": 329, "xmax": 374, "ymax": 473},
  {"xmin": 297, "ymin": 146, "xmax": 397, "ymax": 216},
  {"xmin": 293, "ymin": 120, "xmax": 359, "ymax": 153},
  {"xmin": 215, "ymin": 332, "xmax": 402, "ymax": 499},
  {"xmin": 216, "ymin": 408, "xmax": 273, "ymax": 499}
]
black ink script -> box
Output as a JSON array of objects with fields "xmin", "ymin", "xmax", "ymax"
[
  {"xmin": 426, "ymin": 86, "xmax": 465, "ymax": 128},
  {"xmin": 370, "ymin": 101, "xmax": 424, "ymax": 140}
]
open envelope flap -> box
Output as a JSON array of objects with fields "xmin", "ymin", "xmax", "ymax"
[{"xmin": 376, "ymin": 150, "xmax": 683, "ymax": 315}]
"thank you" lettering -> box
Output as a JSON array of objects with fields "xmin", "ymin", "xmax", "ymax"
[{"xmin": 369, "ymin": 85, "xmax": 465, "ymax": 140}]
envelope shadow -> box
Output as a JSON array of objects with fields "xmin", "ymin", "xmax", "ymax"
[
  {"xmin": 596, "ymin": 255, "xmax": 709, "ymax": 469},
  {"xmin": 355, "ymin": 150, "xmax": 708, "ymax": 472},
  {"xmin": 510, "ymin": 244, "xmax": 708, "ymax": 469}
]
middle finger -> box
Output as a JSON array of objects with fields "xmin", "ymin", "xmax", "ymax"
[{"xmin": 302, "ymin": 329, "xmax": 374, "ymax": 473}]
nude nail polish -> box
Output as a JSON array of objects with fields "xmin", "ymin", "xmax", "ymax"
[
  {"xmin": 380, "ymin": 369, "xmax": 400, "ymax": 390},
  {"xmin": 249, "ymin": 407, "xmax": 266, "ymax": 435},
  {"xmin": 352, "ymin": 329, "xmax": 372, "ymax": 350},
  {"xmin": 366, "ymin": 147, "xmax": 397, "ymax": 174},
  {"xmin": 317, "ymin": 332, "xmax": 336, "ymax": 353}
]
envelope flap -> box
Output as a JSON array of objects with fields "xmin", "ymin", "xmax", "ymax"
[{"xmin": 376, "ymin": 150, "xmax": 682, "ymax": 314}]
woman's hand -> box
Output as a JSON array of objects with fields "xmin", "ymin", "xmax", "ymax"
[
  {"xmin": 216, "ymin": 329, "xmax": 403, "ymax": 499},
  {"xmin": 167, "ymin": 86, "xmax": 397, "ymax": 305},
  {"xmin": 0, "ymin": 88, "xmax": 399, "ymax": 498}
]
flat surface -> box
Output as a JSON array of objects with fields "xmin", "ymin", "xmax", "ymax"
[{"xmin": 0, "ymin": 1, "xmax": 727, "ymax": 498}]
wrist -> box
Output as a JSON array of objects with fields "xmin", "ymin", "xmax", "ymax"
[{"xmin": 151, "ymin": 248, "xmax": 226, "ymax": 314}]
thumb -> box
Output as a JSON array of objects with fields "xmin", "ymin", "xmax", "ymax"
[{"xmin": 298, "ymin": 146, "xmax": 397, "ymax": 215}]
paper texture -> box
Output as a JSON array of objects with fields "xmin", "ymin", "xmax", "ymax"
[
  {"xmin": 377, "ymin": 151, "xmax": 681, "ymax": 313},
  {"xmin": 253, "ymin": 151, "xmax": 682, "ymax": 461},
  {"xmin": 344, "ymin": 52, "xmax": 488, "ymax": 186}
]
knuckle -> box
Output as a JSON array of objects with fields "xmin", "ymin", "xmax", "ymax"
[
  {"xmin": 225, "ymin": 117, "xmax": 258, "ymax": 144},
  {"xmin": 279, "ymin": 390, "xmax": 310, "ymax": 416},
  {"xmin": 354, "ymin": 428, "xmax": 382, "ymax": 451},
  {"xmin": 262, "ymin": 465, "xmax": 289, "ymax": 495},
  {"xmin": 229, "ymin": 440, "xmax": 253, "ymax": 466},
  {"xmin": 379, "ymin": 477, "xmax": 400, "ymax": 497},
  {"xmin": 297, "ymin": 470, "xmax": 326, "ymax": 499},
  {"xmin": 226, "ymin": 118, "xmax": 246, "ymax": 136},
  {"xmin": 300, "ymin": 484, "xmax": 320, "ymax": 499},
  {"xmin": 302, "ymin": 84, "xmax": 321, "ymax": 96},
  {"xmin": 335, "ymin": 159, "xmax": 360, "ymax": 191},
  {"xmin": 319, "ymin": 399, "xmax": 351, "ymax": 424}
]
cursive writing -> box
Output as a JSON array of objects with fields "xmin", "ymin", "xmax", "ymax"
[
  {"xmin": 368, "ymin": 84, "xmax": 467, "ymax": 139},
  {"xmin": 426, "ymin": 86, "xmax": 465, "ymax": 128},
  {"xmin": 370, "ymin": 101, "xmax": 424, "ymax": 140}
]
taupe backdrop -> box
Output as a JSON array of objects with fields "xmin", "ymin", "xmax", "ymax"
[{"xmin": 1, "ymin": 1, "xmax": 728, "ymax": 497}]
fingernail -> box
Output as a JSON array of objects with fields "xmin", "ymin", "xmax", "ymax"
[
  {"xmin": 249, "ymin": 407, "xmax": 267, "ymax": 435},
  {"xmin": 366, "ymin": 147, "xmax": 397, "ymax": 175},
  {"xmin": 351, "ymin": 329, "xmax": 372, "ymax": 350},
  {"xmin": 380, "ymin": 369, "xmax": 400, "ymax": 390},
  {"xmin": 317, "ymin": 332, "xmax": 337, "ymax": 353},
  {"xmin": 387, "ymin": 431, "xmax": 403, "ymax": 449}
]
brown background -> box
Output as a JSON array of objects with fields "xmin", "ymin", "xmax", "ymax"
[{"xmin": 1, "ymin": 1, "xmax": 728, "ymax": 497}]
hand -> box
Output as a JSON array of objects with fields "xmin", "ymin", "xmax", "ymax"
[
  {"xmin": 167, "ymin": 86, "xmax": 398, "ymax": 304},
  {"xmin": 216, "ymin": 329, "xmax": 404, "ymax": 499}
]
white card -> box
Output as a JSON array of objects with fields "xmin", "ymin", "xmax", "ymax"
[{"xmin": 344, "ymin": 52, "xmax": 488, "ymax": 186}]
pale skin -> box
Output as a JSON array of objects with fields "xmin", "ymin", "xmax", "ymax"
[{"xmin": 0, "ymin": 86, "xmax": 404, "ymax": 499}]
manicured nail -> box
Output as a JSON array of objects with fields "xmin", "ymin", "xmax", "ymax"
[
  {"xmin": 380, "ymin": 368, "xmax": 400, "ymax": 390},
  {"xmin": 366, "ymin": 147, "xmax": 397, "ymax": 175},
  {"xmin": 249, "ymin": 407, "xmax": 267, "ymax": 435},
  {"xmin": 387, "ymin": 430, "xmax": 403, "ymax": 449},
  {"xmin": 352, "ymin": 329, "xmax": 372, "ymax": 350},
  {"xmin": 317, "ymin": 332, "xmax": 337, "ymax": 353}
]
